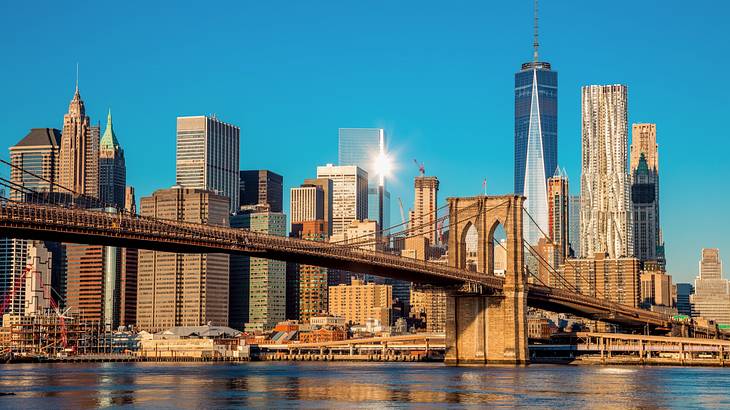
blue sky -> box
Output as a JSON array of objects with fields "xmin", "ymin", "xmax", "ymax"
[{"xmin": 0, "ymin": 0, "xmax": 728, "ymax": 282}]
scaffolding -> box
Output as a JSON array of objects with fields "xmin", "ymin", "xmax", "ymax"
[{"xmin": 0, "ymin": 313, "xmax": 115, "ymax": 358}]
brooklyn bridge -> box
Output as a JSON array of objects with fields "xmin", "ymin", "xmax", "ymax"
[{"xmin": 0, "ymin": 189, "xmax": 717, "ymax": 365}]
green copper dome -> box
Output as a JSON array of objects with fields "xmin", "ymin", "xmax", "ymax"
[{"xmin": 100, "ymin": 109, "xmax": 119, "ymax": 150}]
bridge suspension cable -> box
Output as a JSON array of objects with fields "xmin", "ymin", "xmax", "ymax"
[{"xmin": 521, "ymin": 206, "xmax": 605, "ymax": 299}]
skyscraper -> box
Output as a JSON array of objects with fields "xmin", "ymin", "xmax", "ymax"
[
  {"xmin": 547, "ymin": 169, "xmax": 569, "ymax": 266},
  {"xmin": 580, "ymin": 85, "xmax": 632, "ymax": 258},
  {"xmin": 99, "ymin": 110, "xmax": 126, "ymax": 207},
  {"xmin": 690, "ymin": 248, "xmax": 730, "ymax": 325},
  {"xmin": 9, "ymin": 128, "xmax": 61, "ymax": 201},
  {"xmin": 0, "ymin": 239, "xmax": 30, "ymax": 315},
  {"xmin": 316, "ymin": 164, "xmax": 368, "ymax": 237},
  {"xmin": 514, "ymin": 3, "xmax": 557, "ymax": 245},
  {"xmin": 59, "ymin": 85, "xmax": 98, "ymax": 197},
  {"xmin": 412, "ymin": 176, "xmax": 440, "ymax": 245},
  {"xmin": 230, "ymin": 208, "xmax": 286, "ymax": 332},
  {"xmin": 176, "ymin": 116, "xmax": 239, "ymax": 213},
  {"xmin": 137, "ymin": 187, "xmax": 230, "ymax": 332},
  {"xmin": 98, "ymin": 111, "xmax": 131, "ymax": 328},
  {"xmin": 631, "ymin": 154, "xmax": 661, "ymax": 262},
  {"xmin": 290, "ymin": 221, "xmax": 329, "ymax": 322},
  {"xmin": 289, "ymin": 184, "xmax": 324, "ymax": 232},
  {"xmin": 303, "ymin": 178, "xmax": 333, "ymax": 237},
  {"xmin": 3, "ymin": 129, "xmax": 63, "ymax": 315},
  {"xmin": 239, "ymin": 170, "xmax": 283, "ymax": 213},
  {"xmin": 630, "ymin": 123, "xmax": 663, "ymax": 267},
  {"xmin": 630, "ymin": 123, "xmax": 658, "ymax": 172},
  {"xmin": 338, "ymin": 128, "xmax": 390, "ymax": 230},
  {"xmin": 66, "ymin": 208, "xmax": 138, "ymax": 328}
]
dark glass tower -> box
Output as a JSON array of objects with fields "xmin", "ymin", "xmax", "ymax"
[{"xmin": 514, "ymin": 2, "xmax": 557, "ymax": 244}]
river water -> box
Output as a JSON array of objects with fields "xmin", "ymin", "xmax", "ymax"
[{"xmin": 0, "ymin": 362, "xmax": 728, "ymax": 409}]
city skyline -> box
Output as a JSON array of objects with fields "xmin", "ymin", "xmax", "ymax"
[{"xmin": 0, "ymin": 1, "xmax": 728, "ymax": 281}]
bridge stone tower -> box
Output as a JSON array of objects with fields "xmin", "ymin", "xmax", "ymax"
[{"xmin": 445, "ymin": 195, "xmax": 528, "ymax": 365}]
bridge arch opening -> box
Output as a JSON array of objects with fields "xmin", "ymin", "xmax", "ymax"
[
  {"xmin": 488, "ymin": 220, "xmax": 506, "ymax": 277},
  {"xmin": 461, "ymin": 221, "xmax": 479, "ymax": 272}
]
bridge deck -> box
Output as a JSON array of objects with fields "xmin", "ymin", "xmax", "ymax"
[{"xmin": 0, "ymin": 202, "xmax": 671, "ymax": 328}]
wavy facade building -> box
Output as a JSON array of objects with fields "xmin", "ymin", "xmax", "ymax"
[{"xmin": 580, "ymin": 85, "xmax": 632, "ymax": 258}]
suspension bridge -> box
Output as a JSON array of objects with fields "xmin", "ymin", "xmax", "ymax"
[{"xmin": 0, "ymin": 160, "xmax": 720, "ymax": 365}]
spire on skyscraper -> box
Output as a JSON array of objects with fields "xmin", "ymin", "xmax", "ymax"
[
  {"xmin": 101, "ymin": 109, "xmax": 120, "ymax": 150},
  {"xmin": 533, "ymin": 0, "xmax": 539, "ymax": 62},
  {"xmin": 74, "ymin": 62, "xmax": 80, "ymax": 96}
]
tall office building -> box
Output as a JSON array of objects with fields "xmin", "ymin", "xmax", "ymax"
[
  {"xmin": 568, "ymin": 195, "xmax": 581, "ymax": 257},
  {"xmin": 65, "ymin": 243, "xmax": 104, "ymax": 323},
  {"xmin": 630, "ymin": 123, "xmax": 663, "ymax": 267},
  {"xmin": 59, "ymin": 85, "xmax": 98, "ymax": 197},
  {"xmin": 289, "ymin": 221, "xmax": 329, "ymax": 322},
  {"xmin": 137, "ymin": 187, "xmax": 230, "ymax": 332},
  {"xmin": 514, "ymin": 4, "xmax": 557, "ymax": 245},
  {"xmin": 65, "ymin": 219, "xmax": 138, "ymax": 328},
  {"xmin": 316, "ymin": 164, "xmax": 368, "ymax": 237},
  {"xmin": 230, "ymin": 208, "xmax": 286, "ymax": 332},
  {"xmin": 303, "ymin": 178, "xmax": 333, "ymax": 237},
  {"xmin": 290, "ymin": 184, "xmax": 324, "ymax": 232},
  {"xmin": 98, "ymin": 111, "xmax": 132, "ymax": 328},
  {"xmin": 338, "ymin": 128, "xmax": 390, "ymax": 230},
  {"xmin": 9, "ymin": 128, "xmax": 61, "ymax": 200},
  {"xmin": 121, "ymin": 186, "xmax": 138, "ymax": 325},
  {"xmin": 176, "ymin": 116, "xmax": 239, "ymax": 213},
  {"xmin": 99, "ymin": 110, "xmax": 126, "ymax": 207},
  {"xmin": 547, "ymin": 169, "xmax": 569, "ymax": 266},
  {"xmin": 631, "ymin": 154, "xmax": 661, "ymax": 263},
  {"xmin": 412, "ymin": 176, "xmax": 440, "ymax": 244},
  {"xmin": 118, "ymin": 247, "xmax": 137, "ymax": 327},
  {"xmin": 0, "ymin": 239, "xmax": 30, "ymax": 315},
  {"xmin": 630, "ymin": 123, "xmax": 659, "ymax": 173},
  {"xmin": 239, "ymin": 170, "xmax": 283, "ymax": 213},
  {"xmin": 3, "ymin": 129, "xmax": 62, "ymax": 314},
  {"xmin": 580, "ymin": 85, "xmax": 632, "ymax": 258},
  {"xmin": 690, "ymin": 248, "xmax": 730, "ymax": 325}
]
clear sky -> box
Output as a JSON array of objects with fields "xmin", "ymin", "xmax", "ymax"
[{"xmin": 0, "ymin": 0, "xmax": 728, "ymax": 282}]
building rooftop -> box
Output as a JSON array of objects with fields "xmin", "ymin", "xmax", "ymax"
[
  {"xmin": 156, "ymin": 325, "xmax": 241, "ymax": 339},
  {"xmin": 13, "ymin": 128, "xmax": 61, "ymax": 149}
]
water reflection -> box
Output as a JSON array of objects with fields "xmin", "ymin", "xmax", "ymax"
[{"xmin": 0, "ymin": 362, "xmax": 728, "ymax": 408}]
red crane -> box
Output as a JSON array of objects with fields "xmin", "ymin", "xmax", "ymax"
[{"xmin": 413, "ymin": 159, "xmax": 425, "ymax": 176}]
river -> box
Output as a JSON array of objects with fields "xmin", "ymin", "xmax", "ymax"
[{"xmin": 0, "ymin": 362, "xmax": 728, "ymax": 408}]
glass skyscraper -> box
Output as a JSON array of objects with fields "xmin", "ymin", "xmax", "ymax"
[
  {"xmin": 338, "ymin": 128, "xmax": 390, "ymax": 230},
  {"xmin": 515, "ymin": 59, "xmax": 557, "ymax": 244}
]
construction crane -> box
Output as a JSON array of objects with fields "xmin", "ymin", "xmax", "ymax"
[
  {"xmin": 397, "ymin": 197, "xmax": 407, "ymax": 225},
  {"xmin": 413, "ymin": 159, "xmax": 425, "ymax": 176}
]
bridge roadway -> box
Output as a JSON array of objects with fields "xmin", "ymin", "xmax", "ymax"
[{"xmin": 0, "ymin": 202, "xmax": 670, "ymax": 328}]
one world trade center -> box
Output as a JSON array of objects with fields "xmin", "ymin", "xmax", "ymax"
[{"xmin": 514, "ymin": 0, "xmax": 557, "ymax": 245}]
